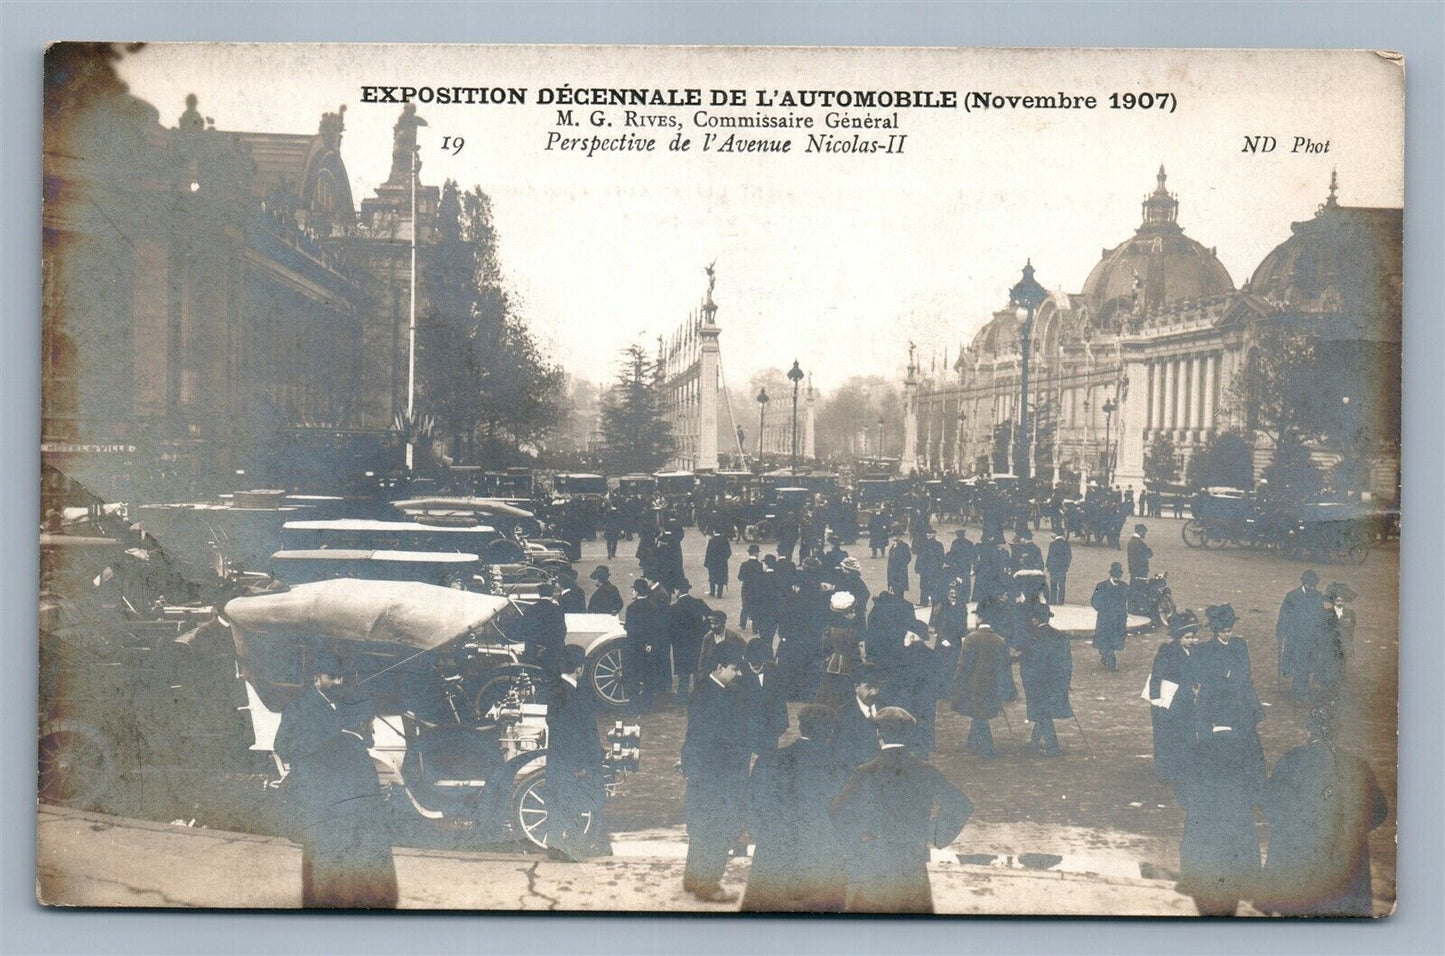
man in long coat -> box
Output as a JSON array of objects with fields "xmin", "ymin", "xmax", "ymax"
[
  {"xmin": 1275, "ymin": 569, "xmax": 1326, "ymax": 698},
  {"xmin": 704, "ymin": 530, "xmax": 732, "ymax": 598},
  {"xmin": 275, "ymin": 655, "xmax": 397, "ymax": 908},
  {"xmin": 914, "ymin": 530, "xmax": 946, "ymax": 607},
  {"xmin": 886, "ymin": 533, "xmax": 912, "ymax": 598},
  {"xmin": 669, "ymin": 579, "xmax": 712, "ymax": 702},
  {"xmin": 545, "ymin": 645, "xmax": 607, "ymax": 859},
  {"xmin": 951, "ymin": 622, "xmax": 1009, "ymax": 757},
  {"xmin": 736, "ymin": 543, "xmax": 764, "ymax": 633},
  {"xmin": 741, "ymin": 638, "xmax": 789, "ymax": 757},
  {"xmin": 1090, "ymin": 562, "xmax": 1130, "ymax": 671},
  {"xmin": 829, "ymin": 708, "xmax": 974, "ymax": 914},
  {"xmin": 680, "ymin": 642, "xmax": 749, "ymax": 903},
  {"xmin": 943, "ymin": 530, "xmax": 975, "ymax": 602},
  {"xmin": 742, "ymin": 704, "xmax": 849, "ymax": 912},
  {"xmin": 1019, "ymin": 606, "xmax": 1073, "ymax": 756},
  {"xmin": 1045, "ymin": 531, "xmax": 1072, "ymax": 605},
  {"xmin": 868, "ymin": 510, "xmax": 889, "ymax": 558},
  {"xmin": 1258, "ymin": 706, "xmax": 1389, "ymax": 917},
  {"xmin": 623, "ymin": 580, "xmax": 661, "ymax": 713}
]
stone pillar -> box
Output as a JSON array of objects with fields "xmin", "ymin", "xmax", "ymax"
[
  {"xmin": 1163, "ymin": 360, "xmax": 1176, "ymax": 430},
  {"xmin": 697, "ymin": 323, "xmax": 721, "ymax": 471},
  {"xmin": 1146, "ymin": 361, "xmax": 1158, "ymax": 432},
  {"xmin": 900, "ymin": 363, "xmax": 919, "ymax": 475},
  {"xmin": 1114, "ymin": 359, "xmax": 1150, "ymax": 488},
  {"xmin": 803, "ymin": 383, "xmax": 816, "ymax": 460},
  {"xmin": 1202, "ymin": 352, "xmax": 1217, "ymax": 434}
]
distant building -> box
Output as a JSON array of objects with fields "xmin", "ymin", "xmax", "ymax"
[{"xmin": 912, "ymin": 167, "xmax": 1400, "ymax": 500}]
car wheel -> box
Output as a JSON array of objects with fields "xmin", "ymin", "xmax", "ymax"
[
  {"xmin": 510, "ymin": 767, "xmax": 596, "ymax": 851},
  {"xmin": 1181, "ymin": 519, "xmax": 1207, "ymax": 548},
  {"xmin": 588, "ymin": 644, "xmax": 630, "ymax": 710},
  {"xmin": 38, "ymin": 718, "xmax": 117, "ymax": 810}
]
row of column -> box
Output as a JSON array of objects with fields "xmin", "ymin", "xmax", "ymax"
[{"xmin": 1146, "ymin": 351, "xmax": 1221, "ymax": 433}]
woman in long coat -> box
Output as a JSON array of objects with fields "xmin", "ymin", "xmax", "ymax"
[
  {"xmin": 1149, "ymin": 611, "xmax": 1200, "ymax": 785},
  {"xmin": 1174, "ymin": 682, "xmax": 1265, "ymax": 916}
]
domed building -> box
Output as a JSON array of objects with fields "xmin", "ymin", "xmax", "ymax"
[{"xmin": 908, "ymin": 169, "xmax": 1400, "ymax": 503}]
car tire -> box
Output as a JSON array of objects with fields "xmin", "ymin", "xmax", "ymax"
[
  {"xmin": 38, "ymin": 717, "xmax": 117, "ymax": 810},
  {"xmin": 587, "ymin": 643, "xmax": 630, "ymax": 710}
]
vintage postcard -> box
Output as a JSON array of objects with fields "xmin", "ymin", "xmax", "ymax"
[{"xmin": 39, "ymin": 43, "xmax": 1402, "ymax": 916}]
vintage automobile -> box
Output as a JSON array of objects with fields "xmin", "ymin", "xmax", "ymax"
[
  {"xmin": 225, "ymin": 580, "xmax": 640, "ymax": 850},
  {"xmin": 1281, "ymin": 501, "xmax": 1373, "ymax": 565}
]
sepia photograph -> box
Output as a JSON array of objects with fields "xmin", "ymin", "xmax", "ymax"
[{"xmin": 37, "ymin": 41, "xmax": 1403, "ymax": 917}]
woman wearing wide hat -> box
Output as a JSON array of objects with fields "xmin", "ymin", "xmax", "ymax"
[{"xmin": 1149, "ymin": 610, "xmax": 1200, "ymax": 785}]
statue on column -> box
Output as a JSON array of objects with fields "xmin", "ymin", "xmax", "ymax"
[{"xmin": 385, "ymin": 103, "xmax": 427, "ymax": 186}]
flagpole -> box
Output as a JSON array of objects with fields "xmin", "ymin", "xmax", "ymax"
[{"xmin": 405, "ymin": 144, "xmax": 417, "ymax": 472}]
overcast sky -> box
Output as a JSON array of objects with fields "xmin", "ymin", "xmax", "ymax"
[{"xmin": 117, "ymin": 45, "xmax": 1403, "ymax": 393}]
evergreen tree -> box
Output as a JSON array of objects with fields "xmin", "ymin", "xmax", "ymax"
[
  {"xmin": 1143, "ymin": 431, "xmax": 1180, "ymax": 486},
  {"xmin": 1186, "ymin": 430, "xmax": 1255, "ymax": 490},
  {"xmin": 600, "ymin": 343, "xmax": 674, "ymax": 474}
]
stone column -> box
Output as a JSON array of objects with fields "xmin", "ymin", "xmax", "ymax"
[
  {"xmin": 697, "ymin": 324, "xmax": 721, "ymax": 471},
  {"xmin": 1202, "ymin": 352, "xmax": 1217, "ymax": 435},
  {"xmin": 1163, "ymin": 359, "xmax": 1176, "ymax": 430},
  {"xmin": 900, "ymin": 363, "xmax": 919, "ymax": 475},
  {"xmin": 804, "ymin": 383, "xmax": 816, "ymax": 461}
]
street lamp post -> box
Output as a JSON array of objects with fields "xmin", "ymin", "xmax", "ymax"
[
  {"xmin": 787, "ymin": 361, "xmax": 805, "ymax": 476},
  {"xmin": 1009, "ymin": 261, "xmax": 1048, "ymax": 482},
  {"xmin": 756, "ymin": 387, "xmax": 769, "ymax": 468},
  {"xmin": 1102, "ymin": 396, "xmax": 1118, "ymax": 486}
]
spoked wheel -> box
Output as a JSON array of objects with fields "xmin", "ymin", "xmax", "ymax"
[
  {"xmin": 1181, "ymin": 519, "xmax": 1207, "ymax": 549},
  {"xmin": 38, "ymin": 718, "xmax": 117, "ymax": 809},
  {"xmin": 510, "ymin": 767, "xmax": 595, "ymax": 851},
  {"xmin": 588, "ymin": 644, "xmax": 630, "ymax": 709},
  {"xmin": 1156, "ymin": 593, "xmax": 1178, "ymax": 623},
  {"xmin": 1346, "ymin": 543, "xmax": 1370, "ymax": 566}
]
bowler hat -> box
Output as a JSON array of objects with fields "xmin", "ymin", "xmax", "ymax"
[
  {"xmin": 747, "ymin": 543, "xmax": 760, "ymax": 555},
  {"xmin": 1301, "ymin": 569, "xmax": 1320, "ymax": 587},
  {"xmin": 1135, "ymin": 523, "xmax": 1148, "ymax": 534},
  {"xmin": 744, "ymin": 638, "xmax": 772, "ymax": 666},
  {"xmin": 632, "ymin": 578, "xmax": 651, "ymax": 595},
  {"xmin": 707, "ymin": 609, "xmax": 728, "ymax": 624},
  {"xmin": 312, "ymin": 651, "xmax": 343, "ymax": 677},
  {"xmin": 850, "ymin": 662, "xmax": 879, "ymax": 685},
  {"xmin": 589, "ymin": 565, "xmax": 611, "ymax": 581},
  {"xmin": 1326, "ymin": 582, "xmax": 1357, "ymax": 602}
]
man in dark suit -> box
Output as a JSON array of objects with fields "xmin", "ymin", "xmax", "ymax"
[
  {"xmin": 704, "ymin": 529, "xmax": 732, "ymax": 598},
  {"xmin": 545, "ymin": 645, "xmax": 607, "ymax": 860},
  {"xmin": 623, "ymin": 579, "xmax": 660, "ymax": 713},
  {"xmin": 680, "ymin": 642, "xmax": 750, "ymax": 903},
  {"xmin": 742, "ymin": 704, "xmax": 849, "ymax": 912},
  {"xmin": 1126, "ymin": 523, "xmax": 1154, "ymax": 617},
  {"xmin": 886, "ymin": 532, "xmax": 912, "ymax": 598},
  {"xmin": 829, "ymin": 707, "xmax": 974, "ymax": 914},
  {"xmin": 522, "ymin": 594, "xmax": 567, "ymax": 673},
  {"xmin": 1275, "ymin": 569, "xmax": 1326, "ymax": 699},
  {"xmin": 1046, "ymin": 531, "xmax": 1072, "ymax": 605},
  {"xmin": 834, "ymin": 664, "xmax": 884, "ymax": 770},
  {"xmin": 741, "ymin": 638, "xmax": 789, "ymax": 757},
  {"xmin": 736, "ymin": 543, "xmax": 764, "ymax": 633},
  {"xmin": 275, "ymin": 653, "xmax": 397, "ymax": 908},
  {"xmin": 1010, "ymin": 530, "xmax": 1044, "ymax": 572},
  {"xmin": 944, "ymin": 529, "xmax": 975, "ymax": 602},
  {"xmin": 669, "ymin": 580, "xmax": 711, "ymax": 703},
  {"xmin": 586, "ymin": 565, "xmax": 623, "ymax": 614},
  {"xmin": 1090, "ymin": 561, "xmax": 1130, "ymax": 671},
  {"xmin": 554, "ymin": 566, "xmax": 587, "ymax": 613},
  {"xmin": 914, "ymin": 529, "xmax": 946, "ymax": 607}
]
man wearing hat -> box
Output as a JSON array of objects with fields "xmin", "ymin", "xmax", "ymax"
[
  {"xmin": 669, "ymin": 579, "xmax": 711, "ymax": 702},
  {"xmin": 704, "ymin": 528, "xmax": 732, "ymax": 599},
  {"xmin": 867, "ymin": 509, "xmax": 889, "ymax": 558},
  {"xmin": 736, "ymin": 543, "xmax": 764, "ymax": 634},
  {"xmin": 829, "ymin": 706, "xmax": 974, "ymax": 913},
  {"xmin": 952, "ymin": 617, "xmax": 1010, "ymax": 757},
  {"xmin": 696, "ymin": 609, "xmax": 746, "ymax": 678},
  {"xmin": 972, "ymin": 532, "xmax": 1010, "ymax": 605},
  {"xmin": 1126, "ymin": 523, "xmax": 1154, "ymax": 619},
  {"xmin": 1275, "ymin": 570, "xmax": 1326, "ymax": 699},
  {"xmin": 545, "ymin": 645, "xmax": 607, "ymax": 860},
  {"xmin": 587, "ymin": 566, "xmax": 623, "ymax": 615},
  {"xmin": 275, "ymin": 653, "xmax": 398, "ymax": 908},
  {"xmin": 1010, "ymin": 530, "xmax": 1044, "ymax": 573},
  {"xmin": 554, "ymin": 565, "xmax": 586, "ymax": 613},
  {"xmin": 1019, "ymin": 603, "xmax": 1074, "ymax": 756},
  {"xmin": 623, "ymin": 579, "xmax": 662, "ymax": 713},
  {"xmin": 914, "ymin": 529, "xmax": 946, "ymax": 608},
  {"xmin": 886, "ymin": 531, "xmax": 912, "ymax": 598},
  {"xmin": 742, "ymin": 704, "xmax": 849, "ymax": 912},
  {"xmin": 680, "ymin": 641, "xmax": 750, "ymax": 903},
  {"xmin": 1045, "ymin": 530, "xmax": 1072, "ymax": 605},
  {"xmin": 741, "ymin": 638, "xmax": 789, "ymax": 756},
  {"xmin": 943, "ymin": 529, "xmax": 976, "ymax": 602},
  {"xmin": 1090, "ymin": 562, "xmax": 1130, "ymax": 671},
  {"xmin": 522, "ymin": 593, "xmax": 568, "ymax": 674},
  {"xmin": 834, "ymin": 663, "xmax": 884, "ymax": 770}
]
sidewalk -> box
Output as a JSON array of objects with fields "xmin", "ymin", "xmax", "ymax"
[{"xmin": 37, "ymin": 805, "xmax": 1205, "ymax": 914}]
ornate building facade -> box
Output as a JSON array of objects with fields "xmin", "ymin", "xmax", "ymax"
[
  {"xmin": 658, "ymin": 267, "xmax": 723, "ymax": 472},
  {"xmin": 42, "ymin": 46, "xmax": 437, "ymax": 500},
  {"xmin": 912, "ymin": 168, "xmax": 1401, "ymax": 500}
]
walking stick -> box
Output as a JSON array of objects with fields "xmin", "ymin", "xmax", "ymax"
[
  {"xmin": 1071, "ymin": 713, "xmax": 1097, "ymax": 759},
  {"xmin": 999, "ymin": 703, "xmax": 1018, "ymax": 741}
]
